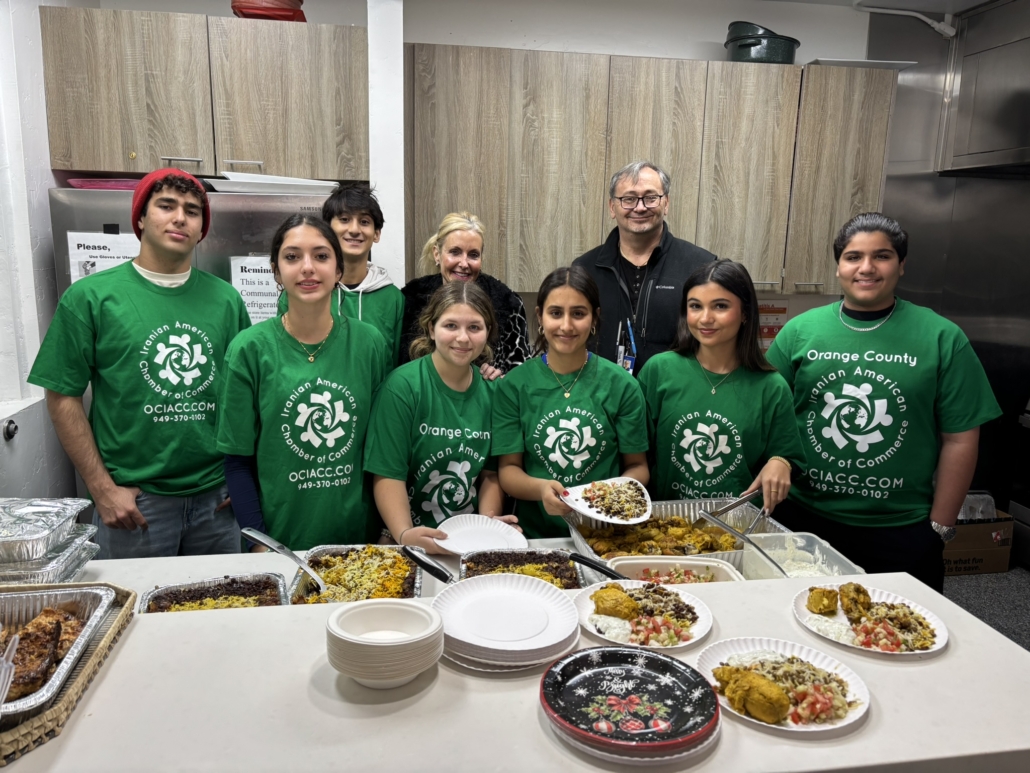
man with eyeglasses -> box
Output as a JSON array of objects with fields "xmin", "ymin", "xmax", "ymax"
[{"xmin": 572, "ymin": 160, "xmax": 715, "ymax": 375}]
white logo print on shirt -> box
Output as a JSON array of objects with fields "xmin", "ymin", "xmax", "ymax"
[
  {"xmin": 154, "ymin": 335, "xmax": 208, "ymax": 386},
  {"xmin": 420, "ymin": 460, "xmax": 476, "ymax": 524},
  {"xmin": 679, "ymin": 423, "xmax": 731, "ymax": 474},
  {"xmin": 545, "ymin": 418, "xmax": 597, "ymax": 469},
  {"xmin": 821, "ymin": 382, "xmax": 893, "ymax": 453},
  {"xmin": 296, "ymin": 391, "xmax": 350, "ymax": 449},
  {"xmin": 139, "ymin": 322, "xmax": 216, "ymax": 400}
]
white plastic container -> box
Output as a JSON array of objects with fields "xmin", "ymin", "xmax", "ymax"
[
  {"xmin": 743, "ymin": 533, "xmax": 865, "ymax": 580},
  {"xmin": 607, "ymin": 555, "xmax": 745, "ymax": 583}
]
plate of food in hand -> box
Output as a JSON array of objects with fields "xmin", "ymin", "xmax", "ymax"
[
  {"xmin": 793, "ymin": 582, "xmax": 947, "ymax": 655},
  {"xmin": 696, "ymin": 637, "xmax": 869, "ymax": 732},
  {"xmin": 575, "ymin": 580, "xmax": 712, "ymax": 650},
  {"xmin": 561, "ymin": 477, "xmax": 652, "ymax": 526}
]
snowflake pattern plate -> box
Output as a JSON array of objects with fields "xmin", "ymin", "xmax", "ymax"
[
  {"xmin": 560, "ymin": 477, "xmax": 652, "ymax": 526},
  {"xmin": 550, "ymin": 716, "xmax": 722, "ymax": 765},
  {"xmin": 540, "ymin": 646, "xmax": 719, "ymax": 752},
  {"xmin": 433, "ymin": 514, "xmax": 528, "ymax": 554}
]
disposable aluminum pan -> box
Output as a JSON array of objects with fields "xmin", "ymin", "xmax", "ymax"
[
  {"xmin": 459, "ymin": 549, "xmax": 587, "ymax": 589},
  {"xmin": 0, "ymin": 586, "xmax": 117, "ymax": 725},
  {"xmin": 0, "ymin": 498, "xmax": 91, "ymax": 562},
  {"xmin": 288, "ymin": 544, "xmax": 424, "ymax": 604},
  {"xmin": 138, "ymin": 572, "xmax": 289, "ymax": 613},
  {"xmin": 0, "ymin": 524, "xmax": 97, "ymax": 586}
]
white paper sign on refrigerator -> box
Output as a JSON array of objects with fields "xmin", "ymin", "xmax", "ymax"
[
  {"xmin": 230, "ymin": 255, "xmax": 278, "ymax": 322},
  {"xmin": 67, "ymin": 232, "xmax": 141, "ymax": 283}
]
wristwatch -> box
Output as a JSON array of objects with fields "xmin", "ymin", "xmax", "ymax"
[{"xmin": 930, "ymin": 520, "xmax": 957, "ymax": 544}]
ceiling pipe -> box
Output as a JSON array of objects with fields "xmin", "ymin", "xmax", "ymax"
[{"xmin": 852, "ymin": 1, "xmax": 957, "ymax": 38}]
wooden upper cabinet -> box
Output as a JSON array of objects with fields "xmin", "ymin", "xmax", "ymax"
[
  {"xmin": 783, "ymin": 66, "xmax": 896, "ymax": 294},
  {"xmin": 606, "ymin": 57, "xmax": 708, "ymax": 244},
  {"xmin": 40, "ymin": 7, "xmax": 214, "ymax": 175},
  {"xmin": 696, "ymin": 62, "xmax": 803, "ymax": 287},
  {"xmin": 208, "ymin": 17, "xmax": 368, "ymax": 179}
]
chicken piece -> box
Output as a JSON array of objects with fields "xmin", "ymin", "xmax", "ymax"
[
  {"xmin": 636, "ymin": 540, "xmax": 663, "ymax": 555},
  {"xmin": 33, "ymin": 608, "xmax": 84, "ymax": 660},
  {"xmin": 717, "ymin": 533, "xmax": 739, "ymax": 552},
  {"xmin": 686, "ymin": 532, "xmax": 715, "ymax": 552},
  {"xmin": 713, "ymin": 666, "xmax": 791, "ymax": 725},
  {"xmin": 601, "ymin": 551, "xmax": 631, "ymax": 560},
  {"xmin": 664, "ymin": 527, "xmax": 689, "ymax": 542},
  {"xmin": 588, "ymin": 540, "xmax": 617, "ymax": 555},
  {"xmin": 806, "ymin": 587, "xmax": 839, "ymax": 615},
  {"xmin": 665, "ymin": 517, "xmax": 688, "ymax": 528},
  {"xmin": 839, "ymin": 582, "xmax": 872, "ymax": 624},
  {"xmin": 7, "ymin": 616, "xmax": 62, "ymax": 701},
  {"xmin": 590, "ymin": 584, "xmax": 640, "ymax": 620}
]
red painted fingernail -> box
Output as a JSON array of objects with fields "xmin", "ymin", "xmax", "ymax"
[{"xmin": 563, "ymin": 490, "xmax": 570, "ymax": 496}]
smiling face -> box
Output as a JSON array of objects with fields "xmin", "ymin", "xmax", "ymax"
[
  {"xmin": 536, "ymin": 285, "xmax": 596, "ymax": 357},
  {"xmin": 608, "ymin": 166, "xmax": 669, "ymax": 240},
  {"xmin": 137, "ymin": 189, "xmax": 204, "ymax": 259},
  {"xmin": 272, "ymin": 225, "xmax": 343, "ymax": 306},
  {"xmin": 686, "ymin": 281, "xmax": 744, "ymax": 353},
  {"xmin": 836, "ymin": 230, "xmax": 905, "ymax": 311},
  {"xmin": 430, "ymin": 303, "xmax": 489, "ymax": 370},
  {"xmin": 434, "ymin": 230, "xmax": 483, "ymax": 283},
  {"xmin": 330, "ymin": 211, "xmax": 380, "ymax": 262}
]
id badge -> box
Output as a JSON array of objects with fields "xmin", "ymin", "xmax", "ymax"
[{"xmin": 620, "ymin": 354, "xmax": 636, "ymax": 374}]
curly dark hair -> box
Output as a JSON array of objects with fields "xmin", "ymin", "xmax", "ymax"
[{"xmin": 143, "ymin": 174, "xmax": 207, "ymax": 216}]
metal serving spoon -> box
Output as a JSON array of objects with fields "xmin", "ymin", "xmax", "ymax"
[
  {"xmin": 695, "ymin": 492, "xmax": 788, "ymax": 577},
  {"xmin": 241, "ymin": 527, "xmax": 327, "ymax": 593}
]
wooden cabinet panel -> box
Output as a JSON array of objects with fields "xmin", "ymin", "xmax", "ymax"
[
  {"xmin": 41, "ymin": 8, "xmax": 213, "ymax": 174},
  {"xmin": 209, "ymin": 17, "xmax": 368, "ymax": 179},
  {"xmin": 506, "ymin": 50, "xmax": 609, "ymax": 292},
  {"xmin": 606, "ymin": 57, "xmax": 708, "ymax": 244},
  {"xmin": 784, "ymin": 66, "xmax": 896, "ymax": 294},
  {"xmin": 696, "ymin": 62, "xmax": 802, "ymax": 286}
]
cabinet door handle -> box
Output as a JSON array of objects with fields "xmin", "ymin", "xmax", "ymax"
[
  {"xmin": 224, "ymin": 160, "xmax": 264, "ymax": 167},
  {"xmin": 793, "ymin": 282, "xmax": 825, "ymax": 287},
  {"xmin": 159, "ymin": 156, "xmax": 203, "ymax": 163},
  {"xmin": 752, "ymin": 281, "xmax": 781, "ymax": 285}
]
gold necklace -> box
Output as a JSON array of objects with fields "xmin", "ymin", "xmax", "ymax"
[
  {"xmin": 283, "ymin": 313, "xmax": 333, "ymax": 362},
  {"xmin": 547, "ymin": 353, "xmax": 589, "ymax": 398},
  {"xmin": 695, "ymin": 358, "xmax": 733, "ymax": 395}
]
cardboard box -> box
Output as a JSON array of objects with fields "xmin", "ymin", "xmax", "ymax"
[{"xmin": 943, "ymin": 511, "xmax": 1013, "ymax": 576}]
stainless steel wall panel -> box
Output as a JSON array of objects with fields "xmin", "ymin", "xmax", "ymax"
[
  {"xmin": 963, "ymin": 0, "xmax": 1030, "ymax": 55},
  {"xmin": 961, "ymin": 38, "xmax": 1030, "ymax": 157}
]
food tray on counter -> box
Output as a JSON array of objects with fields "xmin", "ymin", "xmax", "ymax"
[
  {"xmin": 568, "ymin": 499, "xmax": 789, "ymax": 585},
  {"xmin": 288, "ymin": 545, "xmax": 424, "ymax": 604},
  {"xmin": 0, "ymin": 499, "xmax": 91, "ymax": 563},
  {"xmin": 0, "ymin": 586, "xmax": 116, "ymax": 727},
  {"xmin": 0, "ymin": 525, "xmax": 98, "ymax": 585},
  {"xmin": 743, "ymin": 533, "xmax": 864, "ymax": 579},
  {"xmin": 0, "ymin": 582, "xmax": 135, "ymax": 765},
  {"xmin": 138, "ymin": 573, "xmax": 289, "ymax": 613},
  {"xmin": 459, "ymin": 549, "xmax": 586, "ymax": 589}
]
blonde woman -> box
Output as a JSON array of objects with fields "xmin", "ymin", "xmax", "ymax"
[{"xmin": 400, "ymin": 212, "xmax": 529, "ymax": 379}]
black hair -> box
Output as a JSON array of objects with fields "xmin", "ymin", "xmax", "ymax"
[
  {"xmin": 532, "ymin": 266, "xmax": 601, "ymax": 354},
  {"xmin": 144, "ymin": 174, "xmax": 206, "ymax": 216},
  {"xmin": 671, "ymin": 260, "xmax": 773, "ymax": 372},
  {"xmin": 832, "ymin": 212, "xmax": 908, "ymax": 262},
  {"xmin": 321, "ymin": 184, "xmax": 385, "ymax": 232},
  {"xmin": 269, "ymin": 214, "xmax": 345, "ymax": 281}
]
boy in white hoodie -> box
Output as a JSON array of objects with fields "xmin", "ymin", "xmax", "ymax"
[{"xmin": 280, "ymin": 185, "xmax": 404, "ymax": 364}]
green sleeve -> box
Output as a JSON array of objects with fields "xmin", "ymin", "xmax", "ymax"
[
  {"xmin": 614, "ymin": 373, "xmax": 650, "ymax": 455},
  {"xmin": 364, "ymin": 379, "xmax": 415, "ymax": 480},
  {"xmin": 237, "ymin": 294, "xmax": 253, "ymax": 332},
  {"xmin": 764, "ymin": 376, "xmax": 806, "ymax": 470},
  {"xmin": 491, "ymin": 378, "xmax": 525, "ymax": 456},
  {"xmin": 391, "ymin": 293, "xmax": 405, "ymax": 367},
  {"xmin": 935, "ymin": 336, "xmax": 1002, "ymax": 433},
  {"xmin": 636, "ymin": 357, "xmax": 660, "ymax": 449},
  {"xmin": 27, "ymin": 295, "xmax": 95, "ymax": 397},
  {"xmin": 215, "ymin": 342, "xmax": 260, "ymax": 456},
  {"xmin": 765, "ymin": 326, "xmax": 795, "ymax": 389}
]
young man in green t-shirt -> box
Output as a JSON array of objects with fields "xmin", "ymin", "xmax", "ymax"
[
  {"xmin": 28, "ymin": 168, "xmax": 251, "ymax": 559},
  {"xmin": 767, "ymin": 213, "xmax": 1001, "ymax": 591}
]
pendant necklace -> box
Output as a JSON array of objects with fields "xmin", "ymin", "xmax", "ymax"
[
  {"xmin": 283, "ymin": 313, "xmax": 333, "ymax": 362},
  {"xmin": 695, "ymin": 358, "xmax": 733, "ymax": 395},
  {"xmin": 838, "ymin": 300, "xmax": 896, "ymax": 332},
  {"xmin": 545, "ymin": 353, "xmax": 589, "ymax": 398}
]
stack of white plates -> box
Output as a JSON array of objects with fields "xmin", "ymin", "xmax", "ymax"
[
  {"xmin": 432, "ymin": 574, "xmax": 579, "ymax": 670},
  {"xmin": 325, "ymin": 599, "xmax": 444, "ymax": 689}
]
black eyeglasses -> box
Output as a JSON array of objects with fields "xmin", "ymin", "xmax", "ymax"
[{"xmin": 614, "ymin": 194, "xmax": 666, "ymax": 210}]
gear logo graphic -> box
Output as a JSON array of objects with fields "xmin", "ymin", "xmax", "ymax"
[
  {"xmin": 544, "ymin": 418, "xmax": 598, "ymax": 470},
  {"xmin": 295, "ymin": 391, "xmax": 350, "ymax": 449},
  {"xmin": 679, "ymin": 423, "xmax": 731, "ymax": 474},
  {"xmin": 420, "ymin": 460, "xmax": 476, "ymax": 523},
  {"xmin": 820, "ymin": 382, "xmax": 893, "ymax": 452},
  {"xmin": 153, "ymin": 334, "xmax": 208, "ymax": 386}
]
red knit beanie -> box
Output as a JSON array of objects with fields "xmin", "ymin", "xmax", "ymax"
[{"xmin": 131, "ymin": 168, "xmax": 211, "ymax": 241}]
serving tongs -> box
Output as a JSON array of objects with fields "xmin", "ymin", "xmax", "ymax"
[
  {"xmin": 403, "ymin": 546, "xmax": 629, "ymax": 584},
  {"xmin": 695, "ymin": 492, "xmax": 788, "ymax": 578},
  {"xmin": 241, "ymin": 527, "xmax": 326, "ymax": 593}
]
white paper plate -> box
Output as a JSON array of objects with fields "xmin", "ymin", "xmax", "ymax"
[
  {"xmin": 432, "ymin": 574, "xmax": 578, "ymax": 655},
  {"xmin": 445, "ymin": 628, "xmax": 579, "ymax": 666},
  {"xmin": 443, "ymin": 635, "xmax": 581, "ymax": 671},
  {"xmin": 696, "ymin": 637, "xmax": 870, "ymax": 733},
  {"xmin": 792, "ymin": 584, "xmax": 949, "ymax": 656},
  {"xmin": 433, "ymin": 514, "xmax": 528, "ymax": 554},
  {"xmin": 560, "ymin": 477, "xmax": 652, "ymax": 525},
  {"xmin": 550, "ymin": 719, "xmax": 721, "ymax": 766},
  {"xmin": 574, "ymin": 580, "xmax": 712, "ymax": 651}
]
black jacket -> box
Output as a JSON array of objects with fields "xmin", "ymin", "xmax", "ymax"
[
  {"xmin": 399, "ymin": 273, "xmax": 530, "ymax": 373},
  {"xmin": 572, "ymin": 226, "xmax": 716, "ymax": 374}
]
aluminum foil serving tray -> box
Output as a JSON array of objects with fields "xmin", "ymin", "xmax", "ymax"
[
  {"xmin": 0, "ymin": 498, "xmax": 91, "ymax": 562},
  {"xmin": 138, "ymin": 572, "xmax": 290, "ymax": 613},
  {"xmin": 0, "ymin": 586, "xmax": 117, "ymax": 725},
  {"xmin": 288, "ymin": 544, "xmax": 424, "ymax": 604},
  {"xmin": 0, "ymin": 524, "xmax": 98, "ymax": 585},
  {"xmin": 459, "ymin": 548, "xmax": 587, "ymax": 589}
]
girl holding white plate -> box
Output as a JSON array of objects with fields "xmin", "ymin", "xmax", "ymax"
[
  {"xmin": 493, "ymin": 267, "xmax": 650, "ymax": 539},
  {"xmin": 365, "ymin": 282, "xmax": 512, "ymax": 555}
]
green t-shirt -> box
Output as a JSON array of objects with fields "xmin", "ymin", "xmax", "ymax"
[
  {"xmin": 766, "ymin": 299, "xmax": 1001, "ymax": 527},
  {"xmin": 279, "ymin": 283, "xmax": 405, "ymax": 366},
  {"xmin": 28, "ymin": 262, "xmax": 251, "ymax": 496},
  {"xmin": 492, "ymin": 355, "xmax": 649, "ymax": 539},
  {"xmin": 216, "ymin": 315, "xmax": 389, "ymax": 549},
  {"xmin": 364, "ymin": 356, "xmax": 494, "ymax": 526},
  {"xmin": 638, "ymin": 352, "xmax": 804, "ymax": 501}
]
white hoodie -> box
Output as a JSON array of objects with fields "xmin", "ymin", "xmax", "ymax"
[{"xmin": 337, "ymin": 262, "xmax": 395, "ymax": 320}]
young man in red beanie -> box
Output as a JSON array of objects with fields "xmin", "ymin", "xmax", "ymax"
[{"xmin": 29, "ymin": 169, "xmax": 252, "ymax": 559}]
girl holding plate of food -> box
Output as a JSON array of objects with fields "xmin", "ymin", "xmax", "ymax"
[
  {"xmin": 364, "ymin": 281, "xmax": 514, "ymax": 555},
  {"xmin": 217, "ymin": 214, "xmax": 390, "ymax": 550},
  {"xmin": 637, "ymin": 260, "xmax": 804, "ymax": 511},
  {"xmin": 493, "ymin": 266, "xmax": 650, "ymax": 539}
]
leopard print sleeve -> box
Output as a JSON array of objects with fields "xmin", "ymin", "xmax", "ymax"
[{"xmin": 495, "ymin": 294, "xmax": 530, "ymax": 374}]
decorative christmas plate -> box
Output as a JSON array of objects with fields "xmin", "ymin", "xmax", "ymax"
[
  {"xmin": 433, "ymin": 514, "xmax": 528, "ymax": 554},
  {"xmin": 560, "ymin": 477, "xmax": 652, "ymax": 526},
  {"xmin": 550, "ymin": 715, "xmax": 722, "ymax": 765},
  {"xmin": 540, "ymin": 647, "xmax": 719, "ymax": 752}
]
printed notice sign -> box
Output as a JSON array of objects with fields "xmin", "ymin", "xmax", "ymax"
[
  {"xmin": 68, "ymin": 232, "xmax": 141, "ymax": 283},
  {"xmin": 230, "ymin": 255, "xmax": 278, "ymax": 322},
  {"xmin": 759, "ymin": 300, "xmax": 789, "ymax": 352}
]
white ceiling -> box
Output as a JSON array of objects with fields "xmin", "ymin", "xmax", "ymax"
[{"xmin": 763, "ymin": 0, "xmax": 988, "ymax": 13}]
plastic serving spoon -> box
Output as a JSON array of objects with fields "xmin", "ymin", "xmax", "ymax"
[{"xmin": 241, "ymin": 527, "xmax": 327, "ymax": 593}]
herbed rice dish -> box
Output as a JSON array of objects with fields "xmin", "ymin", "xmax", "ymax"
[
  {"xmin": 295, "ymin": 546, "xmax": 417, "ymax": 604},
  {"xmin": 588, "ymin": 582, "xmax": 698, "ymax": 647},
  {"xmin": 805, "ymin": 583, "xmax": 936, "ymax": 653}
]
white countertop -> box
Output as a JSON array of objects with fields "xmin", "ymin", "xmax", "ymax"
[{"xmin": 9, "ymin": 547, "xmax": 1030, "ymax": 772}]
